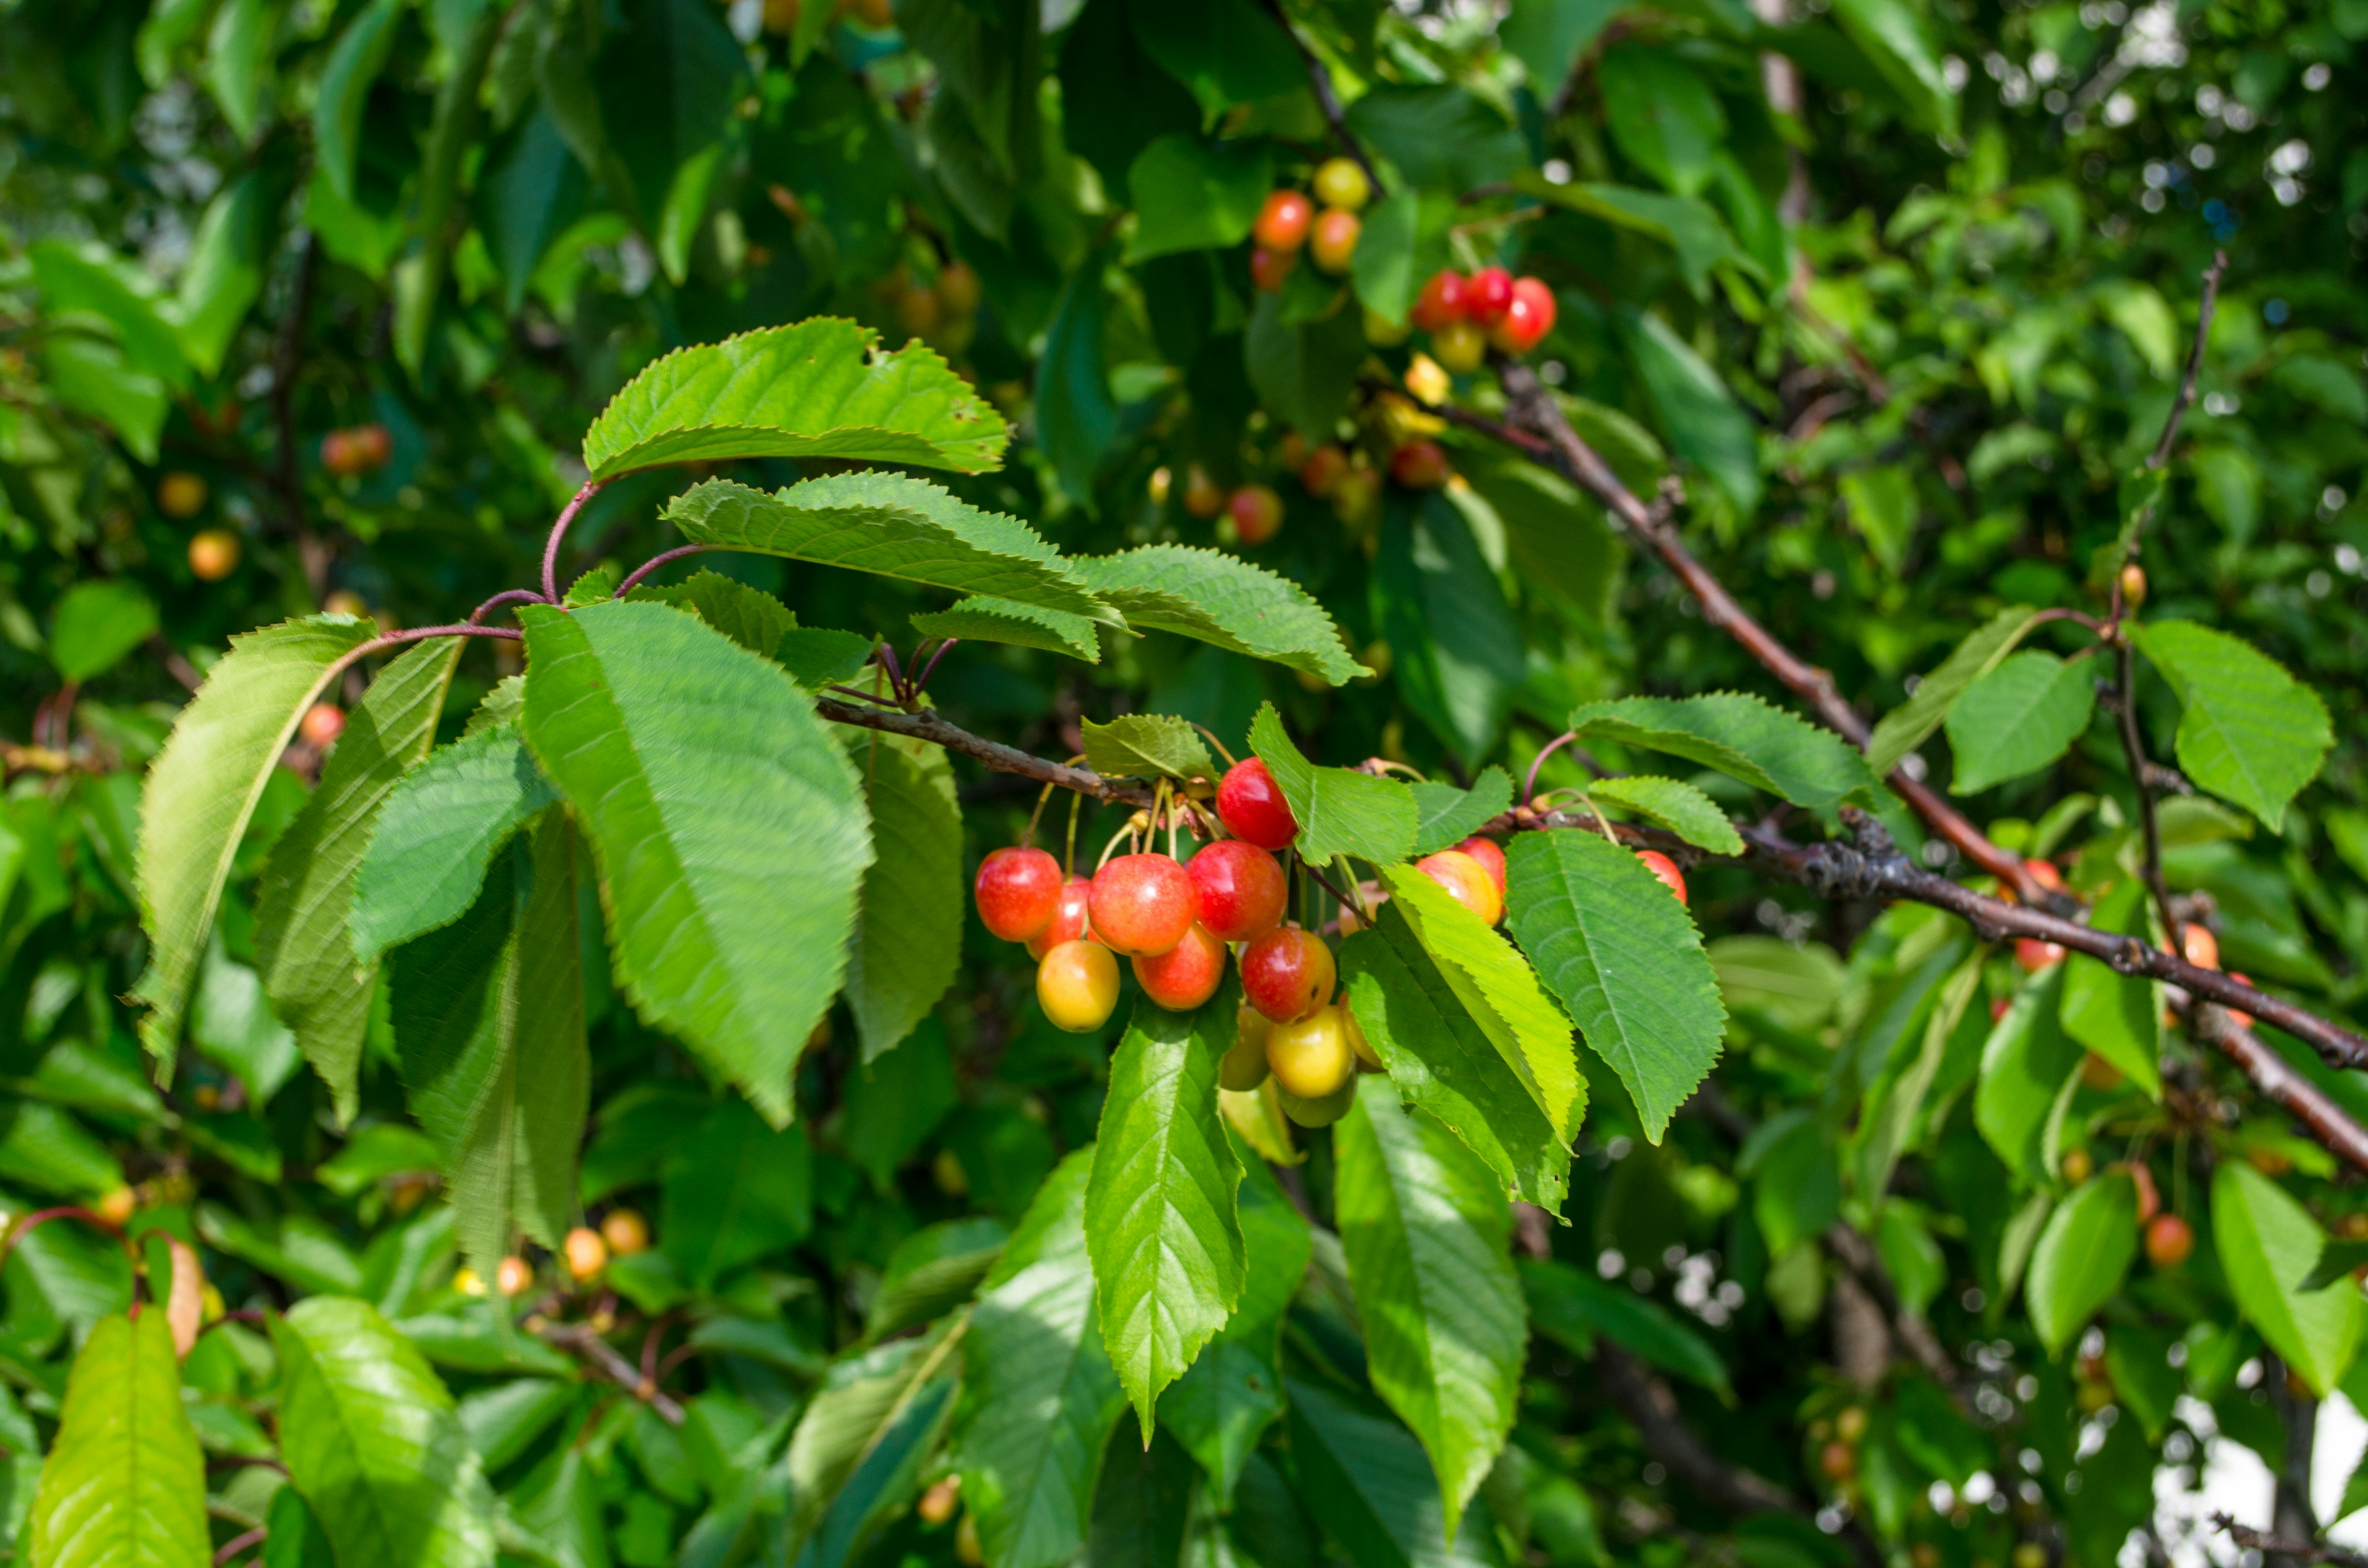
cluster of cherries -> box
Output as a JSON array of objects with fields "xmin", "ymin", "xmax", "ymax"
[
  {"xmin": 1172, "ymin": 429, "xmax": 1453, "ymax": 551},
  {"xmin": 1405, "ymin": 265, "xmax": 1558, "ymax": 372},
  {"xmin": 1249, "ymin": 158, "xmax": 1378, "ymax": 292}
]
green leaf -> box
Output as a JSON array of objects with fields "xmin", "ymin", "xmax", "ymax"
[
  {"xmin": 844, "ymin": 733, "xmax": 963, "ymax": 1061},
  {"xmin": 1084, "ymin": 991, "xmax": 1248, "ymax": 1435},
  {"xmin": 955, "ymin": 1150, "xmax": 1127, "ymax": 1568},
  {"xmin": 520, "ymin": 601, "xmax": 872, "ymax": 1125},
  {"xmin": 1513, "ymin": 179, "xmax": 1753, "ymax": 300},
  {"xmin": 1350, "ymin": 189, "xmax": 1434, "ymax": 326},
  {"xmin": 1344, "ymin": 85, "xmax": 1528, "ymax": 195},
  {"xmin": 1243, "ymin": 290, "xmax": 1366, "ymax": 441},
  {"xmin": 1865, "ymin": 606, "xmax": 2046, "ymax": 775},
  {"xmin": 786, "ymin": 1326, "xmax": 963, "ymax": 1564},
  {"xmin": 2214, "ymin": 1162, "xmax": 2364, "ymax": 1397},
  {"xmin": 667, "ymin": 473, "xmax": 1112, "ymax": 622},
  {"xmin": 1504, "ymin": 829, "xmax": 1725, "ymax": 1143},
  {"xmin": 660, "ymin": 1099, "xmax": 813, "ymax": 1289},
  {"xmin": 1741, "ymin": 1110, "xmax": 1840, "ymax": 1254},
  {"xmin": 1522, "ymin": 1257, "xmax": 1731, "ymax": 1400},
  {"xmin": 580, "ymin": 318, "xmax": 1008, "ymax": 479},
  {"xmin": 26, "ymin": 1312, "xmax": 208, "ymax": 1568},
  {"xmin": 1974, "ymin": 964, "xmax": 2083, "ymax": 1184},
  {"xmin": 256, "ymin": 638, "xmax": 463, "ymax": 1122},
  {"xmin": 1124, "ymin": 136, "xmax": 1271, "ymax": 263},
  {"xmin": 1284, "ymin": 1376, "xmax": 1498, "ymax": 1568},
  {"xmin": 134, "ymin": 615, "xmax": 379, "ymax": 1066},
  {"xmin": 1038, "ymin": 252, "xmax": 1119, "ymax": 507},
  {"xmin": 1597, "ymin": 46, "xmax": 1724, "ymax": 197},
  {"xmin": 2057, "ymin": 877, "xmax": 2160, "ymax": 1098},
  {"xmin": 1569, "ymin": 692, "xmax": 1878, "ymax": 817},
  {"xmin": 350, "ymin": 722, "xmax": 559, "ymax": 964},
  {"xmin": 273, "ymin": 1295, "xmax": 498, "ymax": 1568},
  {"xmin": 49, "ymin": 579, "xmax": 159, "ymax": 683},
  {"xmin": 1618, "ymin": 308, "xmax": 1760, "ymax": 515},
  {"xmin": 2025, "ymin": 1172, "xmax": 2138, "ymax": 1356},
  {"xmin": 1585, "ymin": 776, "xmax": 1743, "ymax": 855},
  {"xmin": 1079, "ymin": 549, "xmax": 1366, "ymax": 685},
  {"xmin": 778, "ymin": 625, "xmax": 878, "ymax": 691},
  {"xmin": 315, "ymin": 0, "xmax": 401, "ymax": 202},
  {"xmin": 1246, "ymin": 703, "xmax": 1418, "ymax": 865},
  {"xmin": 2134, "ymin": 620, "xmax": 2332, "ymax": 830},
  {"xmin": 1081, "ymin": 715, "xmax": 1217, "ymax": 784},
  {"xmin": 1946, "ymin": 651, "xmax": 2098, "ymax": 795},
  {"xmin": 633, "ymin": 569, "xmax": 793, "ymax": 657},
  {"xmin": 1126, "ymin": 0, "xmax": 1302, "ymax": 113},
  {"xmin": 866, "ymin": 1218, "xmax": 1008, "ymax": 1342},
  {"xmin": 2304, "ymin": 1238, "xmax": 2368, "ymax": 1294},
  {"xmin": 1410, "ymin": 767, "xmax": 1514, "ymax": 857},
  {"xmin": 1828, "ymin": 0, "xmax": 1959, "ymax": 136},
  {"xmin": 1336, "ymin": 1081, "xmax": 1524, "ymax": 1532},
  {"xmin": 1500, "ymin": 0, "xmax": 1622, "ymax": 89},
  {"xmin": 1373, "ymin": 493, "xmax": 1526, "ymax": 767},
  {"xmin": 910, "ymin": 597, "xmax": 1103, "ymax": 662}
]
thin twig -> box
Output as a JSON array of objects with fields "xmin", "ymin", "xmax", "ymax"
[
  {"xmin": 2214, "ymin": 1513, "xmax": 2368, "ymax": 1568},
  {"xmin": 813, "ymin": 698, "xmax": 1155, "ymax": 807},
  {"xmin": 469, "ymin": 587, "xmax": 548, "ymax": 625},
  {"xmin": 533, "ymin": 1321, "xmax": 686, "ymax": 1425},
  {"xmin": 1256, "ymin": 0, "xmax": 1379, "ymax": 186},
  {"xmin": 213, "ymin": 1527, "xmax": 268, "ymax": 1566},
  {"xmin": 2149, "ymin": 252, "xmax": 2229, "ymax": 471},
  {"xmin": 614, "ymin": 543, "xmax": 715, "ymax": 598},
  {"xmin": 540, "ymin": 479, "xmax": 607, "ymax": 604}
]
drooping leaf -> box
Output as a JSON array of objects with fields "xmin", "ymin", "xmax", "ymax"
[
  {"xmin": 1522, "ymin": 1257, "xmax": 1732, "ymax": 1400},
  {"xmin": 1080, "ymin": 715, "xmax": 1217, "ymax": 784},
  {"xmin": 134, "ymin": 615, "xmax": 379, "ymax": 1066},
  {"xmin": 865, "ymin": 1220, "xmax": 1007, "ymax": 1345},
  {"xmin": 1373, "ymin": 492, "xmax": 1526, "ymax": 768},
  {"xmin": 272, "ymin": 1296, "xmax": 498, "ymax": 1568},
  {"xmin": 1597, "ymin": 45, "xmax": 1725, "ymax": 197},
  {"xmin": 844, "ymin": 733, "xmax": 963, "ymax": 1061},
  {"xmin": 2057, "ymin": 877, "xmax": 2160, "ymax": 1098},
  {"xmin": 1037, "ymin": 252, "xmax": 1119, "ymax": 507},
  {"xmin": 256, "ymin": 638, "xmax": 463, "ymax": 1122},
  {"xmin": 1865, "ymin": 605, "xmax": 2047, "ymax": 774},
  {"xmin": 910, "ymin": 597, "xmax": 1103, "ymax": 662},
  {"xmin": 1973, "ymin": 964, "xmax": 2084, "ymax": 1185},
  {"xmin": 1618, "ymin": 308, "xmax": 1761, "ymax": 515},
  {"xmin": 1946, "ymin": 651, "xmax": 2098, "ymax": 795},
  {"xmin": 1284, "ymin": 1376, "xmax": 1500, "ymax": 1568},
  {"xmin": 519, "ymin": 601, "xmax": 872, "ymax": 1125},
  {"xmin": 1336, "ymin": 1081, "xmax": 1525, "ymax": 1532},
  {"xmin": 1568, "ymin": 693, "xmax": 1881, "ymax": 817},
  {"xmin": 1084, "ymin": 991, "xmax": 1247, "ymax": 1435},
  {"xmin": 2214, "ymin": 1161, "xmax": 2364, "ymax": 1397},
  {"xmin": 1585, "ymin": 776, "xmax": 1744, "ymax": 855},
  {"xmin": 315, "ymin": 0, "xmax": 402, "ymax": 202},
  {"xmin": 350, "ymin": 723, "xmax": 558, "ymax": 964},
  {"xmin": 1075, "ymin": 548, "xmax": 1367, "ymax": 685},
  {"xmin": 1246, "ymin": 704, "xmax": 1418, "ymax": 866},
  {"xmin": 1127, "ymin": 0, "xmax": 1302, "ymax": 113},
  {"xmin": 1409, "ymin": 767, "xmax": 1514, "ymax": 858},
  {"xmin": 49, "ymin": 580, "xmax": 160, "ymax": 683},
  {"xmin": 2134, "ymin": 620, "xmax": 2332, "ymax": 830},
  {"xmin": 783, "ymin": 1324, "xmax": 963, "ymax": 1566},
  {"xmin": 25, "ymin": 1312, "xmax": 208, "ymax": 1568},
  {"xmin": 633, "ymin": 569, "xmax": 794, "ymax": 657},
  {"xmin": 1503, "ymin": 830, "xmax": 1724, "ymax": 1143},
  {"xmin": 2025, "ymin": 1172, "xmax": 2137, "ymax": 1357},
  {"xmin": 580, "ymin": 318, "xmax": 1008, "ymax": 478}
]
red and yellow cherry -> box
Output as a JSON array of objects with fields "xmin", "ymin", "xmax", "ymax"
[
  {"xmin": 2015, "ymin": 937, "xmax": 2066, "ymax": 971},
  {"xmin": 1403, "ymin": 353, "xmax": 1452, "ymax": 406},
  {"xmin": 1228, "ymin": 484, "xmax": 1284, "ymax": 546},
  {"xmin": 1464, "ymin": 266, "xmax": 1515, "ymax": 327},
  {"xmin": 1416, "ymin": 848, "xmax": 1502, "ymax": 925},
  {"xmin": 1989, "ymin": 996, "xmax": 2012, "ymax": 1024},
  {"xmin": 1635, "ymin": 849, "xmax": 1688, "ymax": 906},
  {"xmin": 1266, "ymin": 1004, "xmax": 1355, "ymax": 1099},
  {"xmin": 1221, "ymin": 1007, "xmax": 1273, "ymax": 1090},
  {"xmin": 1279, "ymin": 1079, "xmax": 1355, "ymax": 1127},
  {"xmin": 1254, "ymin": 189, "xmax": 1314, "ymax": 252},
  {"xmin": 1217, "ymin": 758, "xmax": 1299, "ymax": 849},
  {"xmin": 917, "ymin": 1476, "xmax": 961, "ymax": 1527},
  {"xmin": 1310, "ymin": 209, "xmax": 1360, "ymax": 274},
  {"xmin": 189, "ymin": 528, "xmax": 240, "ymax": 580},
  {"xmin": 1026, "ymin": 875, "xmax": 1095, "ymax": 960},
  {"xmin": 974, "ymin": 846, "xmax": 1064, "ymax": 942},
  {"xmin": 1429, "ymin": 318, "xmax": 1486, "ymax": 374},
  {"xmin": 2026, "ymin": 858, "xmax": 2065, "ymax": 893},
  {"xmin": 2181, "ymin": 922, "xmax": 2219, "ymax": 971},
  {"xmin": 1410, "ymin": 269, "xmax": 1467, "ymax": 332},
  {"xmin": 1186, "ymin": 839, "xmax": 1288, "ymax": 942},
  {"xmin": 1312, "ymin": 157, "xmax": 1370, "ymax": 211},
  {"xmin": 1819, "ymin": 1442, "xmax": 1857, "ymax": 1483},
  {"xmin": 602, "ymin": 1209, "xmax": 650, "ymax": 1255},
  {"xmin": 1389, "ymin": 440, "xmax": 1450, "ymax": 489},
  {"xmin": 1133, "ymin": 922, "xmax": 1227, "ymax": 1011},
  {"xmin": 1489, "ymin": 277, "xmax": 1556, "ymax": 355},
  {"xmin": 2061, "ymin": 1146, "xmax": 2094, "ymax": 1183},
  {"xmin": 2145, "ymin": 1212, "xmax": 2193, "ymax": 1268},
  {"xmin": 563, "ymin": 1226, "xmax": 609, "ymax": 1280},
  {"xmin": 300, "ymin": 703, "xmax": 347, "ymax": 748},
  {"xmin": 1090, "ymin": 853, "xmax": 1197, "ymax": 957},
  {"xmin": 1241, "ymin": 927, "xmax": 1336, "ymax": 1024},
  {"xmin": 158, "ymin": 471, "xmax": 207, "ymax": 519},
  {"xmin": 495, "ymin": 1255, "xmax": 534, "ymax": 1295},
  {"xmin": 1299, "ymin": 445, "xmax": 1348, "ymax": 498},
  {"xmin": 1038, "ymin": 939, "xmax": 1120, "ymax": 1032},
  {"xmin": 2229, "ymin": 972, "xmax": 2258, "ymax": 1028},
  {"xmin": 1455, "ymin": 835, "xmax": 1507, "ymax": 898},
  {"xmin": 1183, "ymin": 463, "xmax": 1227, "ymax": 519},
  {"xmin": 1341, "ymin": 995, "xmax": 1381, "ymax": 1070},
  {"xmin": 1249, "ymin": 245, "xmax": 1297, "ymax": 292}
]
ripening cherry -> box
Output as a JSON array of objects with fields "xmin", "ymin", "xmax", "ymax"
[
  {"xmin": 495, "ymin": 1255, "xmax": 535, "ymax": 1295},
  {"xmin": 1410, "ymin": 269, "xmax": 1468, "ymax": 332},
  {"xmin": 2061, "ymin": 1146, "xmax": 2094, "ymax": 1184},
  {"xmin": 1279, "ymin": 1079, "xmax": 1355, "ymax": 1127},
  {"xmin": 1312, "ymin": 157, "xmax": 1371, "ymax": 211},
  {"xmin": 1389, "ymin": 440, "xmax": 1451, "ymax": 489},
  {"xmin": 1249, "ymin": 245, "xmax": 1297, "ymax": 292},
  {"xmin": 564, "ymin": 1226, "xmax": 609, "ymax": 1280},
  {"xmin": 1990, "ymin": 996, "xmax": 2012, "ymax": 1024},
  {"xmin": 1217, "ymin": 758, "xmax": 1299, "ymax": 849},
  {"xmin": 1403, "ymin": 353, "xmax": 1452, "ymax": 406},
  {"xmin": 2025, "ymin": 858, "xmax": 2066, "ymax": 893},
  {"xmin": 1310, "ymin": 209, "xmax": 1360, "ymax": 274},
  {"xmin": 2181, "ymin": 921, "xmax": 2220, "ymax": 971},
  {"xmin": 2145, "ymin": 1212, "xmax": 2193, "ymax": 1268},
  {"xmin": 1221, "ymin": 1006, "xmax": 1273, "ymax": 1090},
  {"xmin": 1299, "ymin": 445, "xmax": 1349, "ymax": 498},
  {"xmin": 1026, "ymin": 875, "xmax": 1095, "ymax": 959},
  {"xmin": 1038, "ymin": 939, "xmax": 1120, "ymax": 1032},
  {"xmin": 158, "ymin": 471, "xmax": 207, "ymax": 519},
  {"xmin": 1229, "ymin": 484, "xmax": 1284, "ymax": 546},
  {"xmin": 601, "ymin": 1209, "xmax": 649, "ymax": 1255},
  {"xmin": 95, "ymin": 1186, "xmax": 138, "ymax": 1226},
  {"xmin": 974, "ymin": 847, "xmax": 1064, "ymax": 942},
  {"xmin": 2015, "ymin": 937, "xmax": 2066, "ymax": 971},
  {"xmin": 917, "ymin": 1476, "xmax": 961, "ymax": 1527},
  {"xmin": 1635, "ymin": 849, "xmax": 1688, "ymax": 906},
  {"xmin": 1090, "ymin": 853, "xmax": 1197, "ymax": 956},
  {"xmin": 1489, "ymin": 277, "xmax": 1556, "ymax": 355},
  {"xmin": 2229, "ymin": 971, "xmax": 2258, "ymax": 1028},
  {"xmin": 1133, "ymin": 922, "xmax": 1227, "ymax": 1011},
  {"xmin": 1241, "ymin": 927, "xmax": 1336, "ymax": 1024},
  {"xmin": 1187, "ymin": 839, "xmax": 1288, "ymax": 942},
  {"xmin": 189, "ymin": 528, "xmax": 240, "ymax": 581},
  {"xmin": 1333, "ymin": 467, "xmax": 1380, "ymax": 527},
  {"xmin": 1183, "ymin": 463, "xmax": 1228, "ymax": 518},
  {"xmin": 2123, "ymin": 1161, "xmax": 2160, "ymax": 1223},
  {"xmin": 938, "ymin": 260, "xmax": 982, "ymax": 315},
  {"xmin": 1429, "ymin": 318, "xmax": 1487, "ymax": 374},
  {"xmin": 300, "ymin": 703, "xmax": 347, "ymax": 748},
  {"xmin": 1254, "ymin": 189, "xmax": 1314, "ymax": 252},
  {"xmin": 1455, "ymin": 835, "xmax": 1507, "ymax": 898},
  {"xmin": 1416, "ymin": 849, "xmax": 1502, "ymax": 926},
  {"xmin": 1819, "ymin": 1442, "xmax": 1857, "ymax": 1483},
  {"xmin": 2119, "ymin": 563, "xmax": 2148, "ymax": 608},
  {"xmin": 1341, "ymin": 994, "xmax": 1381, "ymax": 1070},
  {"xmin": 1464, "ymin": 266, "xmax": 1515, "ymax": 327},
  {"xmin": 1265, "ymin": 1004, "xmax": 1355, "ymax": 1099}
]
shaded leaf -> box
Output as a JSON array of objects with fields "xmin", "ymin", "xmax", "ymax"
[
  {"xmin": 633, "ymin": 570, "xmax": 793, "ymax": 658},
  {"xmin": 1410, "ymin": 767, "xmax": 1514, "ymax": 858},
  {"xmin": 1974, "ymin": 964, "xmax": 2083, "ymax": 1184},
  {"xmin": 1522, "ymin": 1258, "xmax": 1731, "ymax": 1400},
  {"xmin": 844, "ymin": 733, "xmax": 963, "ymax": 1061},
  {"xmin": 911, "ymin": 597, "xmax": 1101, "ymax": 662},
  {"xmin": 1124, "ymin": 136, "xmax": 1270, "ymax": 264},
  {"xmin": 1568, "ymin": 692, "xmax": 1880, "ymax": 817},
  {"xmin": 1285, "ymin": 1376, "xmax": 1502, "ymax": 1568},
  {"xmin": 1248, "ymin": 703, "xmax": 1418, "ymax": 866},
  {"xmin": 2057, "ymin": 877, "xmax": 2160, "ymax": 1098}
]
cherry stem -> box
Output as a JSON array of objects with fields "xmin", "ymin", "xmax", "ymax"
[
  {"xmin": 911, "ymin": 638, "xmax": 958, "ymax": 698},
  {"xmin": 1, "ymin": 1206, "xmax": 124, "ymax": 1271},
  {"xmin": 1064, "ymin": 788, "xmax": 1084, "ymax": 877},
  {"xmin": 540, "ymin": 478, "xmax": 608, "ymax": 604},
  {"xmin": 1190, "ymin": 722, "xmax": 1239, "ymax": 769},
  {"xmin": 1523, "ymin": 730, "xmax": 1579, "ymax": 805},
  {"xmin": 615, "ymin": 544, "xmax": 717, "ymax": 598},
  {"xmin": 875, "ymin": 639, "xmax": 906, "ymax": 701},
  {"xmin": 1022, "ymin": 781, "xmax": 1057, "ymax": 850},
  {"xmin": 469, "ymin": 588, "xmax": 546, "ymax": 625}
]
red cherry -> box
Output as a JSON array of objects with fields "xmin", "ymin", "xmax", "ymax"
[
  {"xmin": 1465, "ymin": 266, "xmax": 1515, "ymax": 328},
  {"xmin": 1298, "ymin": 446, "xmax": 1348, "ymax": 498},
  {"xmin": 1415, "ymin": 849, "xmax": 1502, "ymax": 926},
  {"xmin": 2229, "ymin": 972, "xmax": 2257, "ymax": 1028},
  {"xmin": 1228, "ymin": 485, "xmax": 1283, "ymax": 546},
  {"xmin": 1241, "ymin": 927, "xmax": 1336, "ymax": 1024},
  {"xmin": 1389, "ymin": 440, "xmax": 1450, "ymax": 489},
  {"xmin": 1453, "ymin": 835, "xmax": 1507, "ymax": 898},
  {"xmin": 2025, "ymin": 858, "xmax": 2065, "ymax": 893},
  {"xmin": 1026, "ymin": 875, "xmax": 1095, "ymax": 960},
  {"xmin": 1488, "ymin": 277, "xmax": 1555, "ymax": 355},
  {"xmin": 1249, "ymin": 245, "xmax": 1297, "ymax": 292},
  {"xmin": 2015, "ymin": 937, "xmax": 2065, "ymax": 972},
  {"xmin": 1635, "ymin": 850, "xmax": 1687, "ymax": 906},
  {"xmin": 1089, "ymin": 853, "xmax": 1197, "ymax": 957},
  {"xmin": 2181, "ymin": 922, "xmax": 2220, "ymax": 971},
  {"xmin": 1187, "ymin": 840, "xmax": 1288, "ymax": 943},
  {"xmin": 1216, "ymin": 758, "xmax": 1299, "ymax": 850},
  {"xmin": 2145, "ymin": 1212, "xmax": 2193, "ymax": 1268},
  {"xmin": 1133, "ymin": 923, "xmax": 1227, "ymax": 1011},
  {"xmin": 976, "ymin": 847, "xmax": 1064, "ymax": 942},
  {"xmin": 1410, "ymin": 269, "xmax": 1468, "ymax": 332},
  {"xmin": 1989, "ymin": 996, "xmax": 2012, "ymax": 1024},
  {"xmin": 300, "ymin": 704, "xmax": 347, "ymax": 747},
  {"xmin": 1254, "ymin": 189, "xmax": 1314, "ymax": 252}
]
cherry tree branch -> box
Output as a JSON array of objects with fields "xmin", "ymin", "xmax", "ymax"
[
  {"xmin": 1259, "ymin": 0, "xmax": 1380, "ymax": 187},
  {"xmin": 2215, "ymin": 1513, "xmax": 2368, "ymax": 1568},
  {"xmin": 532, "ymin": 1320, "xmax": 686, "ymax": 1425},
  {"xmin": 813, "ymin": 697, "xmax": 1156, "ymax": 807},
  {"xmin": 2149, "ymin": 251, "xmax": 2229, "ymax": 472}
]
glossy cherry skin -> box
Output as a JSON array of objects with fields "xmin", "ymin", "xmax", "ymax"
[
  {"xmin": 1410, "ymin": 269, "xmax": 1468, "ymax": 332},
  {"xmin": 974, "ymin": 847, "xmax": 1064, "ymax": 942},
  {"xmin": 1635, "ymin": 849, "xmax": 1688, "ymax": 906},
  {"xmin": 1312, "ymin": 157, "xmax": 1370, "ymax": 210},
  {"xmin": 1310, "ymin": 208, "xmax": 1360, "ymax": 274},
  {"xmin": 1132, "ymin": 922, "xmax": 1227, "ymax": 1011},
  {"xmin": 1241, "ymin": 927, "xmax": 1336, "ymax": 1024},
  {"xmin": 1188, "ymin": 840, "xmax": 1288, "ymax": 943},
  {"xmin": 1038, "ymin": 940, "xmax": 1120, "ymax": 1032},
  {"xmin": 1229, "ymin": 484, "xmax": 1283, "ymax": 545},
  {"xmin": 1254, "ymin": 189, "xmax": 1314, "ymax": 252},
  {"xmin": 1026, "ymin": 875, "xmax": 1095, "ymax": 960},
  {"xmin": 1265, "ymin": 1004, "xmax": 1355, "ymax": 1099},
  {"xmin": 2144, "ymin": 1212, "xmax": 2193, "ymax": 1268},
  {"xmin": 1417, "ymin": 849, "xmax": 1502, "ymax": 926},
  {"xmin": 2015, "ymin": 937, "xmax": 2065, "ymax": 972},
  {"xmin": 1217, "ymin": 758, "xmax": 1299, "ymax": 850},
  {"xmin": 300, "ymin": 703, "xmax": 347, "ymax": 748},
  {"xmin": 1299, "ymin": 445, "xmax": 1348, "ymax": 498},
  {"xmin": 2181, "ymin": 921, "xmax": 2220, "ymax": 970},
  {"xmin": 1341, "ymin": 994, "xmax": 1381, "ymax": 1070},
  {"xmin": 1489, "ymin": 277, "xmax": 1556, "ymax": 354},
  {"xmin": 1389, "ymin": 440, "xmax": 1450, "ymax": 489},
  {"xmin": 1089, "ymin": 853, "xmax": 1197, "ymax": 957},
  {"xmin": 1429, "ymin": 319, "xmax": 1486, "ymax": 374},
  {"xmin": 1221, "ymin": 1007, "xmax": 1273, "ymax": 1090},
  {"xmin": 1454, "ymin": 836, "xmax": 1507, "ymax": 898},
  {"xmin": 1464, "ymin": 266, "xmax": 1515, "ymax": 327}
]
